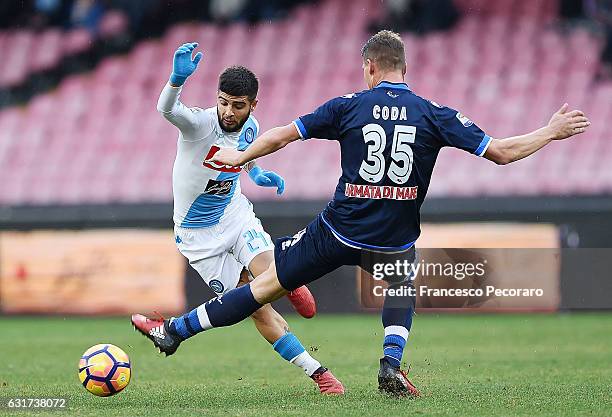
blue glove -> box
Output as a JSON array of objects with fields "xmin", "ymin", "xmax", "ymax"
[
  {"xmin": 170, "ymin": 42, "xmax": 203, "ymax": 86},
  {"xmin": 249, "ymin": 166, "xmax": 285, "ymax": 195}
]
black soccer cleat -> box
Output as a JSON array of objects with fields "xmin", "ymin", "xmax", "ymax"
[
  {"xmin": 131, "ymin": 313, "xmax": 182, "ymax": 356},
  {"xmin": 378, "ymin": 357, "xmax": 421, "ymax": 397}
]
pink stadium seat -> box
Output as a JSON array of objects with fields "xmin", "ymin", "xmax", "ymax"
[
  {"xmin": 30, "ymin": 29, "xmax": 62, "ymax": 72},
  {"xmin": 63, "ymin": 28, "xmax": 93, "ymax": 55},
  {"xmin": 0, "ymin": 26, "xmax": 100, "ymax": 88},
  {"xmin": 0, "ymin": 31, "xmax": 31, "ymax": 87},
  {"xmin": 99, "ymin": 10, "xmax": 129, "ymax": 39}
]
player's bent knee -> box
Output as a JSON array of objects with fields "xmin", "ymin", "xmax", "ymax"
[
  {"xmin": 250, "ymin": 262, "xmax": 287, "ymax": 305},
  {"xmin": 248, "ymin": 250, "xmax": 274, "ymax": 278}
]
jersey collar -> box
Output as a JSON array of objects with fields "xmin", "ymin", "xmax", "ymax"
[{"xmin": 374, "ymin": 81, "xmax": 411, "ymax": 91}]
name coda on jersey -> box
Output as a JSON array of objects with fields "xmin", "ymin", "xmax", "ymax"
[{"xmin": 372, "ymin": 105, "xmax": 407, "ymax": 121}]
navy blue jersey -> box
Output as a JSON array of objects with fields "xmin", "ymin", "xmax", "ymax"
[{"xmin": 293, "ymin": 81, "xmax": 491, "ymax": 252}]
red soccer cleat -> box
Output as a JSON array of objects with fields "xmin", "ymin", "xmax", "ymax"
[
  {"xmin": 311, "ymin": 368, "xmax": 345, "ymax": 395},
  {"xmin": 286, "ymin": 286, "xmax": 317, "ymax": 318},
  {"xmin": 131, "ymin": 313, "xmax": 182, "ymax": 356}
]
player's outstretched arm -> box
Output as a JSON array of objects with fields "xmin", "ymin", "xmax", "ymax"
[
  {"xmin": 208, "ymin": 123, "xmax": 300, "ymax": 167},
  {"xmin": 156, "ymin": 42, "xmax": 203, "ymax": 132},
  {"xmin": 484, "ymin": 103, "xmax": 590, "ymax": 165}
]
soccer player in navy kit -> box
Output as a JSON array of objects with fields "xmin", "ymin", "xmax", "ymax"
[{"xmin": 143, "ymin": 31, "xmax": 590, "ymax": 396}]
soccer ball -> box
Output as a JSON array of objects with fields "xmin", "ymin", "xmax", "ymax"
[{"xmin": 78, "ymin": 344, "xmax": 131, "ymax": 397}]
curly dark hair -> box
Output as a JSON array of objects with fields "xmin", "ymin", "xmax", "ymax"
[{"xmin": 218, "ymin": 65, "xmax": 259, "ymax": 101}]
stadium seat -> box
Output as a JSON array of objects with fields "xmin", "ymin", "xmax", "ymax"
[
  {"xmin": 0, "ymin": 26, "xmax": 100, "ymax": 88},
  {"xmin": 98, "ymin": 10, "xmax": 129, "ymax": 39}
]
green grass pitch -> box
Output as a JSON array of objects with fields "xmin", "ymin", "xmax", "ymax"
[{"xmin": 0, "ymin": 313, "xmax": 611, "ymax": 417}]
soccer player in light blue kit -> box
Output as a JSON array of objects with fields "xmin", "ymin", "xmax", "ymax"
[
  {"xmin": 135, "ymin": 32, "xmax": 589, "ymax": 396},
  {"xmin": 132, "ymin": 42, "xmax": 344, "ymax": 394}
]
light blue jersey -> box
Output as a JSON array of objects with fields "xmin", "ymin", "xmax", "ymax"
[{"xmin": 157, "ymin": 83, "xmax": 259, "ymax": 228}]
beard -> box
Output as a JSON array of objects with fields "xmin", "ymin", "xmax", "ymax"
[{"xmin": 217, "ymin": 110, "xmax": 250, "ymax": 133}]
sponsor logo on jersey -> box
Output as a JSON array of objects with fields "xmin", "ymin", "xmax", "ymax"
[
  {"xmin": 456, "ymin": 112, "xmax": 474, "ymax": 127},
  {"xmin": 203, "ymin": 179, "xmax": 234, "ymax": 195},
  {"xmin": 209, "ymin": 279, "xmax": 225, "ymax": 293},
  {"xmin": 345, "ymin": 183, "xmax": 418, "ymax": 201},
  {"xmin": 203, "ymin": 145, "xmax": 242, "ymax": 172},
  {"xmin": 244, "ymin": 127, "xmax": 255, "ymax": 144}
]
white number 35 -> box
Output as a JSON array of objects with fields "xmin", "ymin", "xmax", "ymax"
[{"xmin": 359, "ymin": 124, "xmax": 416, "ymax": 184}]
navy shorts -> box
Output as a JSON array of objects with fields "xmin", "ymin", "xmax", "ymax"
[{"xmin": 274, "ymin": 214, "xmax": 416, "ymax": 291}]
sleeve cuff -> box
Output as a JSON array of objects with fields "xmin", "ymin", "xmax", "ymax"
[
  {"xmin": 293, "ymin": 118, "xmax": 308, "ymax": 140},
  {"xmin": 157, "ymin": 82, "xmax": 183, "ymax": 113},
  {"xmin": 475, "ymin": 134, "xmax": 492, "ymax": 157}
]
